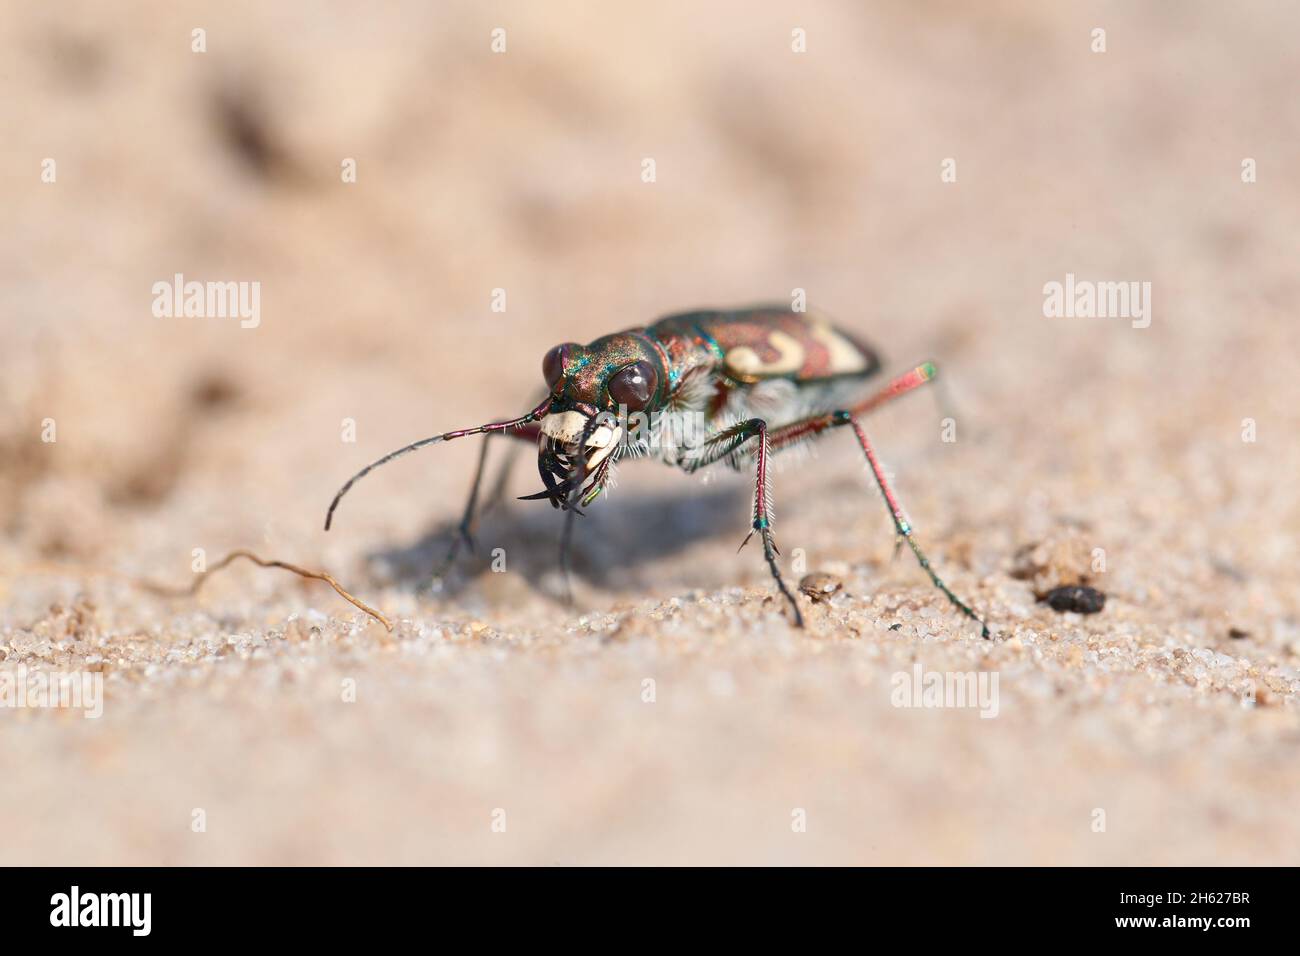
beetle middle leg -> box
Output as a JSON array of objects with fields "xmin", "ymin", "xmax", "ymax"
[{"xmin": 683, "ymin": 418, "xmax": 804, "ymax": 627}]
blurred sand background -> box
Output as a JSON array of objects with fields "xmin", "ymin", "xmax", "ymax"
[{"xmin": 2, "ymin": 1, "xmax": 1299, "ymax": 864}]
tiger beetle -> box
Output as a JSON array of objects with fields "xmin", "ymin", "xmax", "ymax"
[{"xmin": 325, "ymin": 305, "xmax": 990, "ymax": 638}]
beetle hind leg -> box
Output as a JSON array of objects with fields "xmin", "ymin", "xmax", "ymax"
[
  {"xmin": 840, "ymin": 411, "xmax": 989, "ymax": 639},
  {"xmin": 759, "ymin": 363, "xmax": 991, "ymax": 638}
]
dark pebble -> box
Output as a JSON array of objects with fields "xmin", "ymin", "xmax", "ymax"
[{"xmin": 1043, "ymin": 585, "xmax": 1106, "ymax": 615}]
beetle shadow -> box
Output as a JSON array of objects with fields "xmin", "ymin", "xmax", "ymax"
[{"xmin": 367, "ymin": 482, "xmax": 749, "ymax": 598}]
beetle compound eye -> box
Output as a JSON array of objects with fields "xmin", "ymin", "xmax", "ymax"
[
  {"xmin": 608, "ymin": 361, "xmax": 657, "ymax": 411},
  {"xmin": 543, "ymin": 345, "xmax": 569, "ymax": 389}
]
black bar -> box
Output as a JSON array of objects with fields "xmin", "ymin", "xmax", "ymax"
[{"xmin": 1, "ymin": 867, "xmax": 1285, "ymax": 943}]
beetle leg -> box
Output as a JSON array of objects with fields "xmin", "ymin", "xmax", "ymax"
[
  {"xmin": 851, "ymin": 361, "xmax": 939, "ymax": 417},
  {"xmin": 839, "ymin": 412, "xmax": 989, "ymax": 638},
  {"xmin": 432, "ymin": 421, "xmax": 539, "ymax": 585},
  {"xmin": 480, "ymin": 435, "xmax": 527, "ymax": 519},
  {"xmin": 431, "ymin": 435, "xmax": 491, "ymax": 585},
  {"xmin": 755, "ymin": 363, "xmax": 989, "ymax": 638},
  {"xmin": 764, "ymin": 362, "xmax": 942, "ymax": 455},
  {"xmin": 558, "ymin": 508, "xmax": 578, "ymax": 606},
  {"xmin": 555, "ymin": 414, "xmax": 604, "ymax": 607},
  {"xmin": 686, "ymin": 418, "xmax": 804, "ymax": 627}
]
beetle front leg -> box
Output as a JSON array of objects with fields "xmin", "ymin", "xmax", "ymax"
[
  {"xmin": 685, "ymin": 418, "xmax": 804, "ymax": 627},
  {"xmin": 433, "ymin": 422, "xmax": 540, "ymax": 587},
  {"xmin": 431, "ymin": 435, "xmax": 492, "ymax": 586}
]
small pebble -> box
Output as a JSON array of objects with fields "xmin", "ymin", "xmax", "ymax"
[
  {"xmin": 1042, "ymin": 585, "xmax": 1106, "ymax": 615},
  {"xmin": 1228, "ymin": 628, "xmax": 1250, "ymax": 640},
  {"xmin": 798, "ymin": 572, "xmax": 842, "ymax": 603}
]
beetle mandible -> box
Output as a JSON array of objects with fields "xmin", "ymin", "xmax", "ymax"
[{"xmin": 324, "ymin": 305, "xmax": 989, "ymax": 637}]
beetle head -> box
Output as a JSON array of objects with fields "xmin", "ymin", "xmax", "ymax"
[
  {"xmin": 528, "ymin": 333, "xmax": 664, "ymax": 510},
  {"xmin": 541, "ymin": 333, "xmax": 663, "ymax": 414}
]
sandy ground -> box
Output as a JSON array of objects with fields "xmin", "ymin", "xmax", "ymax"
[{"xmin": 2, "ymin": 1, "xmax": 1299, "ymax": 865}]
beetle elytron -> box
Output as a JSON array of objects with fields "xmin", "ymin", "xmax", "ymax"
[{"xmin": 325, "ymin": 305, "xmax": 989, "ymax": 637}]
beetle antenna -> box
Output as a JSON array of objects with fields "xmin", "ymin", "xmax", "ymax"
[{"xmin": 324, "ymin": 400, "xmax": 548, "ymax": 531}]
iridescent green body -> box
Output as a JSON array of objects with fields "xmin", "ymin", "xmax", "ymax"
[{"xmin": 325, "ymin": 305, "xmax": 990, "ymax": 637}]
